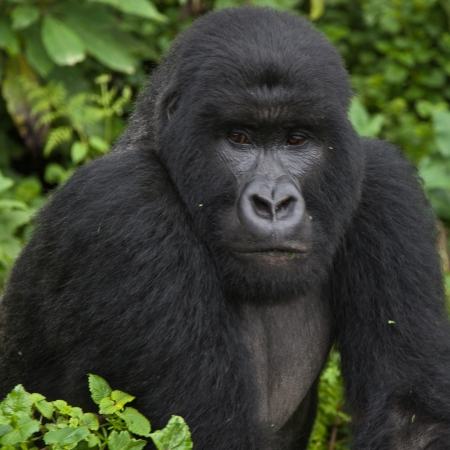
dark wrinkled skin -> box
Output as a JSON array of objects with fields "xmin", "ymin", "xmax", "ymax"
[{"xmin": 2, "ymin": 7, "xmax": 450, "ymax": 450}]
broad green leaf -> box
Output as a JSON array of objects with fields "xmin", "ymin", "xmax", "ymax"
[
  {"xmin": 0, "ymin": 199, "xmax": 28, "ymax": 210},
  {"xmin": 24, "ymin": 26, "xmax": 54, "ymax": 77},
  {"xmin": 150, "ymin": 416, "xmax": 193, "ymax": 450},
  {"xmin": 79, "ymin": 413, "xmax": 99, "ymax": 431},
  {"xmin": 348, "ymin": 97, "xmax": 384, "ymax": 137},
  {"xmin": 41, "ymin": 15, "xmax": 85, "ymax": 66},
  {"xmin": 88, "ymin": 374, "xmax": 112, "ymax": 405},
  {"xmin": 88, "ymin": 136, "xmax": 109, "ymax": 153},
  {"xmin": 71, "ymin": 141, "xmax": 89, "ymax": 164},
  {"xmin": 433, "ymin": 110, "xmax": 450, "ymax": 157},
  {"xmin": 53, "ymin": 400, "xmax": 74, "ymax": 416},
  {"xmin": 111, "ymin": 391, "xmax": 135, "ymax": 409},
  {"xmin": 0, "ymin": 210, "xmax": 30, "ymax": 234},
  {"xmin": 419, "ymin": 160, "xmax": 450, "ymax": 191},
  {"xmin": 99, "ymin": 398, "xmax": 116, "ymax": 415},
  {"xmin": 107, "ymin": 431, "xmax": 146, "ymax": 450},
  {"xmin": 0, "ymin": 175, "xmax": 13, "ymax": 194},
  {"xmin": 44, "ymin": 163, "xmax": 73, "ymax": 185},
  {"xmin": 0, "ymin": 19, "xmax": 15, "ymax": 49},
  {"xmin": 44, "ymin": 425, "xmax": 90, "ymax": 446},
  {"xmin": 61, "ymin": 16, "xmax": 137, "ymax": 73},
  {"xmin": 88, "ymin": 0, "xmax": 167, "ymax": 22},
  {"xmin": 11, "ymin": 6, "xmax": 40, "ymax": 30},
  {"xmin": 0, "ymin": 417, "xmax": 40, "ymax": 445},
  {"xmin": 31, "ymin": 394, "xmax": 54, "ymax": 420},
  {"xmin": 0, "ymin": 385, "xmax": 32, "ymax": 418},
  {"xmin": 117, "ymin": 407, "xmax": 151, "ymax": 437}
]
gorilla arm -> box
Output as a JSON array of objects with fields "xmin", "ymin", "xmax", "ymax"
[{"xmin": 331, "ymin": 138, "xmax": 450, "ymax": 449}]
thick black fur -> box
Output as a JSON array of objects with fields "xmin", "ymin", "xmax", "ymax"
[{"xmin": 2, "ymin": 7, "xmax": 450, "ymax": 450}]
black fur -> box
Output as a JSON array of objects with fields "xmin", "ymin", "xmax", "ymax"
[{"xmin": 1, "ymin": 7, "xmax": 450, "ymax": 449}]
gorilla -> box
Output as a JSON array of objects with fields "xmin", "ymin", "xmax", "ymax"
[{"xmin": 2, "ymin": 6, "xmax": 450, "ymax": 450}]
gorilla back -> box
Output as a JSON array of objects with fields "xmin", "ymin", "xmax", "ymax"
[{"xmin": 2, "ymin": 7, "xmax": 450, "ymax": 450}]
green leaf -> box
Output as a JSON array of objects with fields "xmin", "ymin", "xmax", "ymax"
[
  {"xmin": 88, "ymin": 136, "xmax": 109, "ymax": 153},
  {"xmin": 0, "ymin": 385, "xmax": 32, "ymax": 418},
  {"xmin": 0, "ymin": 210, "xmax": 30, "ymax": 234},
  {"xmin": 71, "ymin": 141, "xmax": 89, "ymax": 164},
  {"xmin": 433, "ymin": 110, "xmax": 450, "ymax": 157},
  {"xmin": 117, "ymin": 407, "xmax": 151, "ymax": 437},
  {"xmin": 419, "ymin": 160, "xmax": 450, "ymax": 191},
  {"xmin": 11, "ymin": 6, "xmax": 40, "ymax": 30},
  {"xmin": 309, "ymin": 0, "xmax": 325, "ymax": 20},
  {"xmin": 150, "ymin": 416, "xmax": 193, "ymax": 450},
  {"xmin": 110, "ymin": 391, "xmax": 135, "ymax": 409},
  {"xmin": 107, "ymin": 431, "xmax": 146, "ymax": 450},
  {"xmin": 24, "ymin": 26, "xmax": 54, "ymax": 77},
  {"xmin": 0, "ymin": 19, "xmax": 15, "ymax": 50},
  {"xmin": 41, "ymin": 15, "xmax": 85, "ymax": 66},
  {"xmin": 0, "ymin": 175, "xmax": 14, "ymax": 195},
  {"xmin": 88, "ymin": 374, "xmax": 112, "ymax": 405},
  {"xmin": 88, "ymin": 0, "xmax": 167, "ymax": 22},
  {"xmin": 60, "ymin": 14, "xmax": 137, "ymax": 73},
  {"xmin": 31, "ymin": 394, "xmax": 54, "ymax": 420},
  {"xmin": 0, "ymin": 417, "xmax": 40, "ymax": 445},
  {"xmin": 44, "ymin": 426, "xmax": 90, "ymax": 446},
  {"xmin": 79, "ymin": 413, "xmax": 99, "ymax": 431},
  {"xmin": 348, "ymin": 97, "xmax": 384, "ymax": 137}
]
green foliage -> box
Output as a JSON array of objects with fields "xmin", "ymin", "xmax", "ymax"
[
  {"xmin": 0, "ymin": 375, "xmax": 193, "ymax": 450},
  {"xmin": 1, "ymin": 0, "xmax": 450, "ymax": 449}
]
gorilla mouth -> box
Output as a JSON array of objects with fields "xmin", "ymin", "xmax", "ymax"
[{"xmin": 231, "ymin": 246, "xmax": 311, "ymax": 258}]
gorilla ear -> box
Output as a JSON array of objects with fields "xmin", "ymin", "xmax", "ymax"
[{"xmin": 164, "ymin": 91, "xmax": 179, "ymax": 121}]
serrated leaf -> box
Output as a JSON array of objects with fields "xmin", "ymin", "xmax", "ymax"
[
  {"xmin": 0, "ymin": 417, "xmax": 40, "ymax": 445},
  {"xmin": 111, "ymin": 391, "xmax": 135, "ymax": 410},
  {"xmin": 150, "ymin": 416, "xmax": 192, "ymax": 450},
  {"xmin": 79, "ymin": 413, "xmax": 99, "ymax": 431},
  {"xmin": 88, "ymin": 0, "xmax": 167, "ymax": 22},
  {"xmin": 11, "ymin": 6, "xmax": 40, "ymax": 30},
  {"xmin": 117, "ymin": 407, "xmax": 151, "ymax": 437},
  {"xmin": 88, "ymin": 374, "xmax": 112, "ymax": 405},
  {"xmin": 1, "ymin": 385, "xmax": 32, "ymax": 418},
  {"xmin": 107, "ymin": 430, "xmax": 146, "ymax": 450},
  {"xmin": 31, "ymin": 394, "xmax": 54, "ymax": 420},
  {"xmin": 41, "ymin": 15, "xmax": 85, "ymax": 66},
  {"xmin": 44, "ymin": 425, "xmax": 89, "ymax": 446},
  {"xmin": 99, "ymin": 398, "xmax": 116, "ymax": 414}
]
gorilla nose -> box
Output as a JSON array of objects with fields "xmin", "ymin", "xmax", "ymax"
[{"xmin": 238, "ymin": 178, "xmax": 305, "ymax": 235}]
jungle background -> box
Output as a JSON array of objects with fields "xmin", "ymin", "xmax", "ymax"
[{"xmin": 1, "ymin": 0, "xmax": 450, "ymax": 448}]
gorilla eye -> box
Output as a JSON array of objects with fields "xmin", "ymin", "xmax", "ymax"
[
  {"xmin": 229, "ymin": 132, "xmax": 250, "ymax": 144},
  {"xmin": 287, "ymin": 135, "xmax": 306, "ymax": 146}
]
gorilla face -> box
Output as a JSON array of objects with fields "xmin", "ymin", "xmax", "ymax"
[{"xmin": 153, "ymin": 8, "xmax": 364, "ymax": 299}]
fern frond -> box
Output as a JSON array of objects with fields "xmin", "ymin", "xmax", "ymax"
[{"xmin": 44, "ymin": 126, "xmax": 73, "ymax": 157}]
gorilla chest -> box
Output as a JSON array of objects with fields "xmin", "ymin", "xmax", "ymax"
[{"xmin": 240, "ymin": 293, "xmax": 331, "ymax": 431}]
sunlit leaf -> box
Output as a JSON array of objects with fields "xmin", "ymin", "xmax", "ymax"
[{"xmin": 41, "ymin": 15, "xmax": 85, "ymax": 66}]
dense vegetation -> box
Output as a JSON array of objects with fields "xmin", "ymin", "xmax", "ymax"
[{"xmin": 1, "ymin": 0, "xmax": 449, "ymax": 448}]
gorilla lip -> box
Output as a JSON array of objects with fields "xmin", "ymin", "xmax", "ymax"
[{"xmin": 231, "ymin": 246, "xmax": 310, "ymax": 255}]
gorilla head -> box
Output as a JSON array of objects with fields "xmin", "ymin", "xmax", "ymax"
[{"xmin": 135, "ymin": 7, "xmax": 364, "ymax": 299}]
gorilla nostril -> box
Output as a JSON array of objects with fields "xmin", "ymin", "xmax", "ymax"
[
  {"xmin": 252, "ymin": 195, "xmax": 272, "ymax": 218},
  {"xmin": 275, "ymin": 195, "xmax": 296, "ymax": 214}
]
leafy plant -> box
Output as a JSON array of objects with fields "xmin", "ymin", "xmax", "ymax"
[{"xmin": 0, "ymin": 374, "xmax": 193, "ymax": 450}]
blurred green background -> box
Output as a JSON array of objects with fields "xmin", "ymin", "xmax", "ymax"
[{"xmin": 1, "ymin": 0, "xmax": 450, "ymax": 448}]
